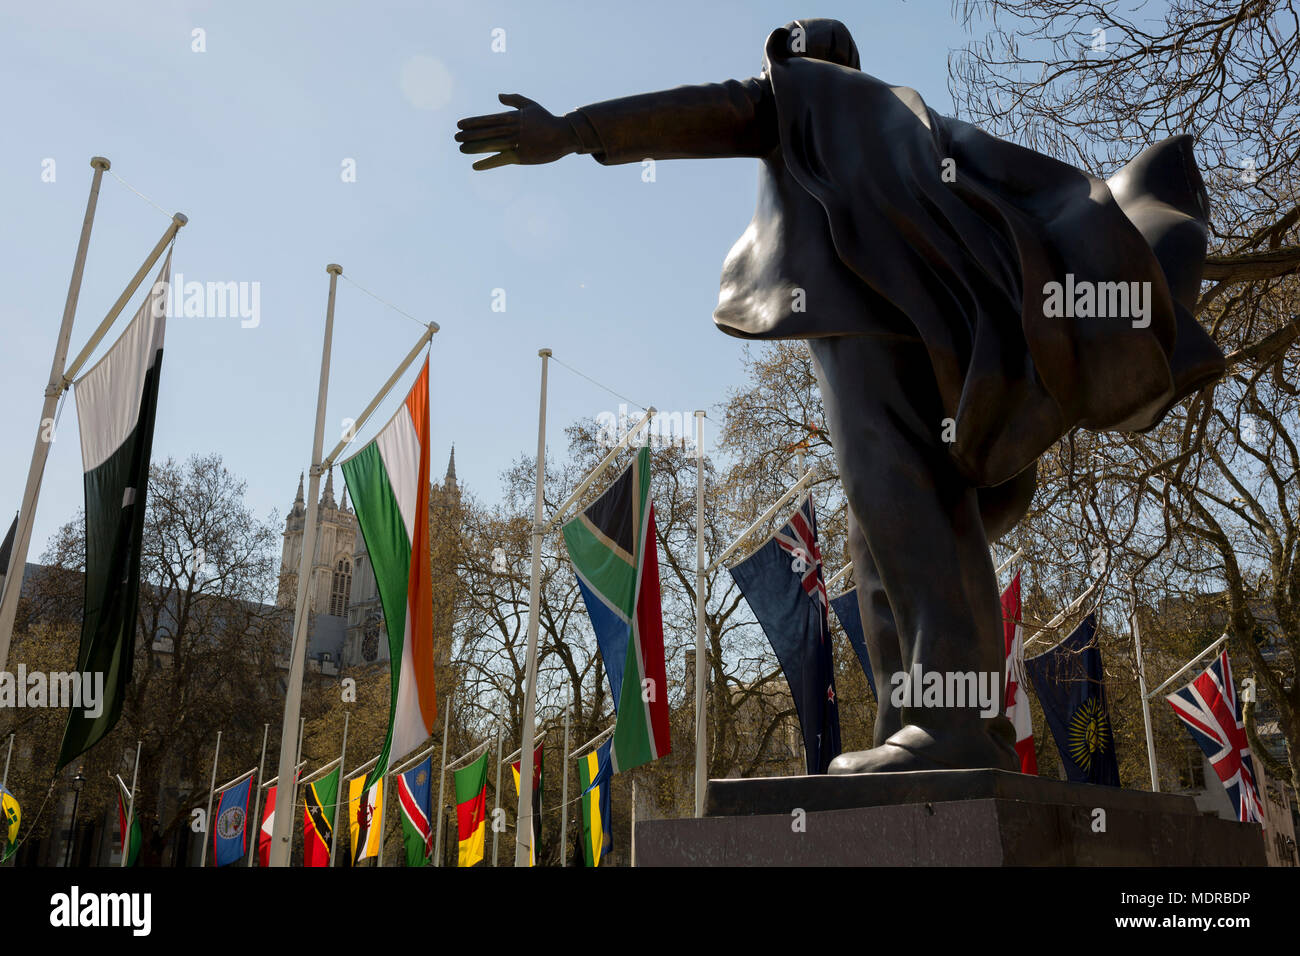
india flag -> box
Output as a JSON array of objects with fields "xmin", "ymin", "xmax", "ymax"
[{"xmin": 340, "ymin": 359, "xmax": 436, "ymax": 788}]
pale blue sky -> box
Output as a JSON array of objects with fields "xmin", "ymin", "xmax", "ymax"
[{"xmin": 0, "ymin": 0, "xmax": 976, "ymax": 559}]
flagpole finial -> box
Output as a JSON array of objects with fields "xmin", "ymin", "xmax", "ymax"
[
  {"xmin": 90, "ymin": 156, "xmax": 111, "ymax": 170},
  {"xmin": 538, "ymin": 348, "xmax": 552, "ymax": 357},
  {"xmin": 172, "ymin": 213, "xmax": 188, "ymax": 227},
  {"xmin": 326, "ymin": 263, "xmax": 343, "ymax": 276}
]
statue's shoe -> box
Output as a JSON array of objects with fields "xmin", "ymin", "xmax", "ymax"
[{"xmin": 828, "ymin": 723, "xmax": 1020, "ymax": 774}]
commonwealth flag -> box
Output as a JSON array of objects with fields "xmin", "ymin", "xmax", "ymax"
[
  {"xmin": 348, "ymin": 776, "xmax": 384, "ymax": 865},
  {"xmin": 397, "ymin": 756, "xmax": 434, "ymax": 866},
  {"xmin": 728, "ymin": 495, "xmax": 841, "ymax": 774},
  {"xmin": 511, "ymin": 742, "xmax": 544, "ymax": 866},
  {"xmin": 115, "ymin": 778, "xmax": 141, "ymax": 867},
  {"xmin": 58, "ymin": 253, "xmax": 171, "ymax": 771},
  {"xmin": 340, "ymin": 359, "xmax": 436, "ymax": 790},
  {"xmin": 453, "ymin": 751, "xmax": 488, "ymax": 867},
  {"xmin": 562, "ymin": 446, "xmax": 670, "ymax": 773},
  {"xmin": 577, "ymin": 738, "xmax": 612, "ymax": 867},
  {"xmin": 1, "ymin": 783, "xmax": 20, "ymax": 862},
  {"xmin": 303, "ymin": 767, "xmax": 339, "ymax": 867},
  {"xmin": 1025, "ymin": 613, "xmax": 1119, "ymax": 786}
]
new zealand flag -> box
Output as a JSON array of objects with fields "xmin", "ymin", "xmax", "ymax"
[
  {"xmin": 1024, "ymin": 614, "xmax": 1120, "ymax": 786},
  {"xmin": 829, "ymin": 589, "xmax": 877, "ymax": 698},
  {"xmin": 729, "ymin": 495, "xmax": 841, "ymax": 774}
]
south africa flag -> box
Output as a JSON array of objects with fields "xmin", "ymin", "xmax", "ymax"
[{"xmin": 562, "ymin": 446, "xmax": 670, "ymax": 772}]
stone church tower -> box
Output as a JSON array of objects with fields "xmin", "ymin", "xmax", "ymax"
[{"xmin": 277, "ymin": 449, "xmax": 462, "ymax": 673}]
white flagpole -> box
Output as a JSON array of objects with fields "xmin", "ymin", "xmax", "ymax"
[
  {"xmin": 631, "ymin": 771, "xmax": 637, "ymax": 867},
  {"xmin": 1147, "ymin": 632, "xmax": 1230, "ymax": 699},
  {"xmin": 2, "ymin": 733, "xmax": 12, "ymax": 788},
  {"xmin": 560, "ymin": 698, "xmax": 570, "ymax": 865},
  {"xmin": 694, "ymin": 409, "xmax": 707, "ymax": 818},
  {"xmin": 120, "ymin": 740, "xmax": 141, "ymax": 868},
  {"xmin": 1130, "ymin": 590, "xmax": 1159, "ymax": 793},
  {"xmin": 706, "ymin": 468, "xmax": 816, "ymax": 574},
  {"xmin": 0, "ymin": 157, "xmax": 108, "ymax": 673},
  {"xmin": 433, "ymin": 696, "xmax": 451, "ymax": 866},
  {"xmin": 269, "ymin": 263, "xmax": 341, "ymax": 866},
  {"xmin": 492, "ymin": 729, "xmax": 502, "ymax": 867},
  {"xmin": 245, "ymin": 724, "xmax": 269, "ymax": 866},
  {"xmin": 377, "ymin": 773, "xmax": 390, "ymax": 867},
  {"xmin": 516, "ymin": 348, "xmax": 550, "ymax": 866},
  {"xmin": 329, "ymin": 711, "xmax": 349, "ymax": 867},
  {"xmin": 200, "ymin": 731, "xmax": 221, "ymax": 868}
]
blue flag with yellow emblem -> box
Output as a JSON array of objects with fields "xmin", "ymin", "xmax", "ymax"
[
  {"xmin": 212, "ymin": 776, "xmax": 252, "ymax": 866},
  {"xmin": 1024, "ymin": 613, "xmax": 1120, "ymax": 786}
]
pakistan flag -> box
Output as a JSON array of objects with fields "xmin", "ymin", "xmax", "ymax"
[{"xmin": 58, "ymin": 252, "xmax": 171, "ymax": 770}]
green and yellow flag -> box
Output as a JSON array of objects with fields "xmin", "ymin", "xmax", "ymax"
[
  {"xmin": 1, "ymin": 784, "xmax": 19, "ymax": 861},
  {"xmin": 303, "ymin": 767, "xmax": 340, "ymax": 867},
  {"xmin": 348, "ymin": 776, "xmax": 384, "ymax": 866},
  {"xmin": 453, "ymin": 752, "xmax": 488, "ymax": 867},
  {"xmin": 578, "ymin": 739, "xmax": 613, "ymax": 867}
]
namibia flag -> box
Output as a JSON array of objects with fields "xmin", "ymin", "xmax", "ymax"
[
  {"xmin": 562, "ymin": 447, "xmax": 670, "ymax": 773},
  {"xmin": 578, "ymin": 739, "xmax": 612, "ymax": 867},
  {"xmin": 1024, "ymin": 614, "xmax": 1120, "ymax": 786}
]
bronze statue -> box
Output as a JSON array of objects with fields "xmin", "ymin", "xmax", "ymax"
[{"xmin": 457, "ymin": 18, "xmax": 1224, "ymax": 774}]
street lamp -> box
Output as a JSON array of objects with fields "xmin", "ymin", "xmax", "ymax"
[{"xmin": 64, "ymin": 766, "xmax": 85, "ymax": 867}]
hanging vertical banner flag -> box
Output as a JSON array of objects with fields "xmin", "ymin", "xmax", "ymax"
[
  {"xmin": 563, "ymin": 446, "xmax": 671, "ymax": 773},
  {"xmin": 453, "ymin": 751, "xmax": 488, "ymax": 867},
  {"xmin": 1000, "ymin": 572, "xmax": 1038, "ymax": 775},
  {"xmin": 340, "ymin": 358, "xmax": 436, "ymax": 790},
  {"xmin": 0, "ymin": 512, "xmax": 16, "ymax": 584},
  {"xmin": 303, "ymin": 767, "xmax": 340, "ymax": 868},
  {"xmin": 1167, "ymin": 648, "xmax": 1265, "ymax": 824},
  {"xmin": 577, "ymin": 738, "xmax": 613, "ymax": 867},
  {"xmin": 1024, "ymin": 613, "xmax": 1120, "ymax": 786},
  {"xmin": 115, "ymin": 779, "xmax": 140, "ymax": 867},
  {"xmin": 212, "ymin": 775, "xmax": 252, "ymax": 867},
  {"xmin": 511, "ymin": 742, "xmax": 544, "ymax": 866},
  {"xmin": 829, "ymin": 588, "xmax": 877, "ymax": 698},
  {"xmin": 728, "ymin": 495, "xmax": 841, "ymax": 774},
  {"xmin": 397, "ymin": 756, "xmax": 433, "ymax": 867},
  {"xmin": 58, "ymin": 252, "xmax": 172, "ymax": 771},
  {"xmin": 258, "ymin": 785, "xmax": 279, "ymax": 868},
  {"xmin": 348, "ymin": 776, "xmax": 384, "ymax": 865},
  {"xmin": 1, "ymin": 783, "xmax": 20, "ymax": 862}
]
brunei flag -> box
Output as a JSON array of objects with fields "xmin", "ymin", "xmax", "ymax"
[
  {"xmin": 562, "ymin": 446, "xmax": 670, "ymax": 773},
  {"xmin": 453, "ymin": 751, "xmax": 488, "ymax": 867},
  {"xmin": 303, "ymin": 766, "xmax": 339, "ymax": 867},
  {"xmin": 510, "ymin": 742, "xmax": 544, "ymax": 866},
  {"xmin": 340, "ymin": 359, "xmax": 436, "ymax": 790},
  {"xmin": 578, "ymin": 738, "xmax": 613, "ymax": 867},
  {"xmin": 115, "ymin": 778, "xmax": 141, "ymax": 867},
  {"xmin": 58, "ymin": 252, "xmax": 171, "ymax": 771},
  {"xmin": 1, "ymin": 783, "xmax": 20, "ymax": 862},
  {"xmin": 348, "ymin": 776, "xmax": 384, "ymax": 866}
]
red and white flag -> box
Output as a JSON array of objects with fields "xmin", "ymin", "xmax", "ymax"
[
  {"xmin": 258, "ymin": 785, "xmax": 277, "ymax": 867},
  {"xmin": 1000, "ymin": 572, "xmax": 1038, "ymax": 774}
]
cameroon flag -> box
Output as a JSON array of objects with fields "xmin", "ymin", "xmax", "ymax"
[
  {"xmin": 303, "ymin": 767, "xmax": 340, "ymax": 867},
  {"xmin": 578, "ymin": 738, "xmax": 613, "ymax": 867},
  {"xmin": 453, "ymin": 752, "xmax": 488, "ymax": 867},
  {"xmin": 340, "ymin": 359, "xmax": 436, "ymax": 790},
  {"xmin": 563, "ymin": 446, "xmax": 671, "ymax": 772}
]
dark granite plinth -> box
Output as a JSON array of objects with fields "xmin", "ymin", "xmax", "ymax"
[{"xmin": 635, "ymin": 770, "xmax": 1266, "ymax": 866}]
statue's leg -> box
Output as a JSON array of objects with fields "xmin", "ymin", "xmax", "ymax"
[
  {"xmin": 807, "ymin": 334, "xmax": 1018, "ymax": 773},
  {"xmin": 846, "ymin": 512, "xmax": 903, "ymax": 746}
]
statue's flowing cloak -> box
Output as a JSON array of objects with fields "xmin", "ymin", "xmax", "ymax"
[{"xmin": 714, "ymin": 27, "xmax": 1225, "ymax": 487}]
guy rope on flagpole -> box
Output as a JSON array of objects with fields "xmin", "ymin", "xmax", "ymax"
[
  {"xmin": 0, "ymin": 155, "xmax": 187, "ymax": 673},
  {"xmin": 200, "ymin": 731, "xmax": 221, "ymax": 868}
]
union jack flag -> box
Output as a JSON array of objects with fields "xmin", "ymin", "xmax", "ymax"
[
  {"xmin": 1166, "ymin": 648, "xmax": 1265, "ymax": 824},
  {"xmin": 774, "ymin": 496, "xmax": 829, "ymax": 622}
]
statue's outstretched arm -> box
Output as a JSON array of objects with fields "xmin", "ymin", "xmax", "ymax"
[{"xmin": 456, "ymin": 78, "xmax": 775, "ymax": 171}]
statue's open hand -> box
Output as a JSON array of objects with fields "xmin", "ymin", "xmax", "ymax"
[{"xmin": 455, "ymin": 94, "xmax": 576, "ymax": 170}]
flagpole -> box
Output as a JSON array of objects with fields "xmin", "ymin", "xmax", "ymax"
[
  {"xmin": 2, "ymin": 733, "xmax": 11, "ymax": 788},
  {"xmin": 433, "ymin": 697, "xmax": 450, "ymax": 867},
  {"xmin": 200, "ymin": 731, "xmax": 221, "ymax": 868},
  {"xmin": 377, "ymin": 773, "xmax": 390, "ymax": 867},
  {"xmin": 631, "ymin": 771, "xmax": 637, "ymax": 867},
  {"xmin": 270, "ymin": 263, "xmax": 341, "ymax": 867},
  {"xmin": 560, "ymin": 699, "xmax": 570, "ymax": 865},
  {"xmin": 516, "ymin": 348, "xmax": 550, "ymax": 866},
  {"xmin": 330, "ymin": 711, "xmax": 348, "ymax": 867},
  {"xmin": 1147, "ymin": 632, "xmax": 1231, "ymax": 699},
  {"xmin": 120, "ymin": 740, "xmax": 141, "ymax": 868},
  {"xmin": 1130, "ymin": 588, "xmax": 1159, "ymax": 793},
  {"xmin": 0, "ymin": 157, "xmax": 109, "ymax": 674},
  {"xmin": 491, "ymin": 729, "xmax": 502, "ymax": 867},
  {"xmin": 694, "ymin": 409, "xmax": 707, "ymax": 818},
  {"xmin": 245, "ymin": 724, "xmax": 269, "ymax": 866},
  {"xmin": 706, "ymin": 467, "xmax": 816, "ymax": 574}
]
